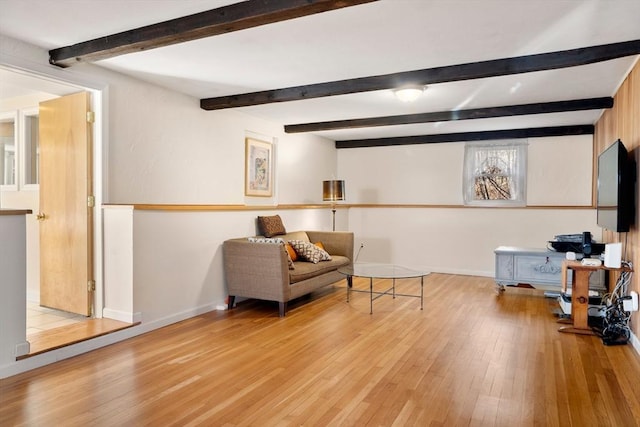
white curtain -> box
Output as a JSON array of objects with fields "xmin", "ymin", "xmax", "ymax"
[{"xmin": 463, "ymin": 140, "xmax": 528, "ymax": 206}]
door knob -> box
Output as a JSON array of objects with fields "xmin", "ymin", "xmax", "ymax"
[{"xmin": 36, "ymin": 212, "xmax": 46, "ymax": 221}]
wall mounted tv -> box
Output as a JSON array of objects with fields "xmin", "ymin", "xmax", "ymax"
[{"xmin": 596, "ymin": 139, "xmax": 636, "ymax": 232}]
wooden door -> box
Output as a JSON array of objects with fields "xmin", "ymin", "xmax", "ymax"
[{"xmin": 38, "ymin": 92, "xmax": 93, "ymax": 316}]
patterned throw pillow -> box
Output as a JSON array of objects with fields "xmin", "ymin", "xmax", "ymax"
[
  {"xmin": 247, "ymin": 237, "xmax": 284, "ymax": 244},
  {"xmin": 288, "ymin": 240, "xmax": 332, "ymax": 264},
  {"xmin": 257, "ymin": 215, "xmax": 286, "ymax": 237},
  {"xmin": 314, "ymin": 242, "xmax": 332, "ymax": 261},
  {"xmin": 247, "ymin": 237, "xmax": 294, "ymax": 269}
]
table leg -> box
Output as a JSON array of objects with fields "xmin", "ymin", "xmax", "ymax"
[
  {"xmin": 370, "ymin": 277, "xmax": 373, "ymax": 314},
  {"xmin": 420, "ymin": 275, "xmax": 424, "ymax": 310},
  {"xmin": 561, "ymin": 262, "xmax": 568, "ymax": 294},
  {"xmin": 559, "ymin": 269, "xmax": 594, "ymax": 335}
]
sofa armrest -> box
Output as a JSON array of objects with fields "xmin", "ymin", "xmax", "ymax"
[
  {"xmin": 305, "ymin": 231, "xmax": 354, "ymax": 261},
  {"xmin": 223, "ymin": 239, "xmax": 290, "ymax": 302}
]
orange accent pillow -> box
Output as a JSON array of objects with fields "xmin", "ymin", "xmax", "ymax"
[
  {"xmin": 285, "ymin": 243, "xmax": 298, "ymax": 262},
  {"xmin": 314, "ymin": 241, "xmax": 325, "ymax": 251}
]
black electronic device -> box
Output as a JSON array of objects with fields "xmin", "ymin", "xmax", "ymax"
[
  {"xmin": 548, "ymin": 232, "xmax": 604, "ymax": 255},
  {"xmin": 582, "ymin": 231, "xmax": 592, "ymax": 256},
  {"xmin": 597, "ymin": 139, "xmax": 636, "ymax": 232}
]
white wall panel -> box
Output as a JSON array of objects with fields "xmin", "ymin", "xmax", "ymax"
[
  {"xmin": 338, "ymin": 143, "xmax": 464, "ymax": 205},
  {"xmin": 100, "ymin": 69, "xmax": 336, "ymax": 205},
  {"xmin": 526, "ymin": 135, "xmax": 593, "ymax": 205},
  {"xmin": 338, "ymin": 135, "xmax": 594, "ymax": 206},
  {"xmin": 348, "ymin": 207, "xmax": 600, "ymax": 276}
]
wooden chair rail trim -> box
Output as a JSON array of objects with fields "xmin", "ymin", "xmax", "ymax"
[
  {"xmin": 0, "ymin": 209, "xmax": 33, "ymax": 215},
  {"xmin": 102, "ymin": 203, "xmax": 595, "ymax": 212}
]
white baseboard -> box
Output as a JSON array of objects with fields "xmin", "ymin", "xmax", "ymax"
[
  {"xmin": 629, "ymin": 330, "xmax": 640, "ymax": 356},
  {"xmin": 102, "ymin": 308, "xmax": 142, "ymax": 324},
  {"xmin": 0, "ymin": 300, "xmax": 225, "ymax": 379},
  {"xmin": 26, "ymin": 290, "xmax": 39, "ymax": 303},
  {"xmin": 427, "ymin": 267, "xmax": 493, "ymax": 278},
  {"xmin": 15, "ymin": 341, "xmax": 30, "ymax": 357}
]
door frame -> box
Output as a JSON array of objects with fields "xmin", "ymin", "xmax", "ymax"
[{"xmin": 0, "ymin": 54, "xmax": 107, "ymax": 318}]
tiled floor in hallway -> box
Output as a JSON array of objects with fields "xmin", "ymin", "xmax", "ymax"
[{"xmin": 27, "ymin": 302, "xmax": 86, "ymax": 335}]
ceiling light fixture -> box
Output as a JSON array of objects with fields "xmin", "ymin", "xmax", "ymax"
[{"xmin": 393, "ymin": 85, "xmax": 426, "ymax": 102}]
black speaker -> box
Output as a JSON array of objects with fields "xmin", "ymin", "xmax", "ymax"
[{"xmin": 582, "ymin": 231, "xmax": 592, "ymax": 257}]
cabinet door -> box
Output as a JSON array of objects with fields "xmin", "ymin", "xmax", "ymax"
[
  {"xmin": 515, "ymin": 256, "xmax": 564, "ymax": 285},
  {"xmin": 495, "ymin": 254, "xmax": 514, "ymax": 281}
]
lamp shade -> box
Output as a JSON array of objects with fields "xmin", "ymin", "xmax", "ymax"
[{"xmin": 323, "ymin": 180, "xmax": 345, "ymax": 202}]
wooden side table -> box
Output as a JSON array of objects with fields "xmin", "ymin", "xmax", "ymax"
[{"xmin": 559, "ymin": 260, "xmax": 633, "ymax": 335}]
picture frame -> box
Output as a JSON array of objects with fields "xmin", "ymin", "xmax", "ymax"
[{"xmin": 245, "ymin": 137, "xmax": 273, "ymax": 197}]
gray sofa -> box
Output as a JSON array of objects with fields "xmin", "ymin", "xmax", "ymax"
[{"xmin": 223, "ymin": 230, "xmax": 354, "ymax": 316}]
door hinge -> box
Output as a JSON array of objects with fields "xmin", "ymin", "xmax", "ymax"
[
  {"xmin": 86, "ymin": 111, "xmax": 95, "ymax": 123},
  {"xmin": 88, "ymin": 280, "xmax": 96, "ymax": 292},
  {"xmin": 87, "ymin": 195, "xmax": 95, "ymax": 208}
]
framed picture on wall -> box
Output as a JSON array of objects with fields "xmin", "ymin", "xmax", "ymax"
[{"xmin": 245, "ymin": 137, "xmax": 273, "ymax": 197}]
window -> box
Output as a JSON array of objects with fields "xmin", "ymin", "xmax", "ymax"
[
  {"xmin": 21, "ymin": 109, "xmax": 39, "ymax": 186},
  {"xmin": 0, "ymin": 112, "xmax": 17, "ymax": 189},
  {"xmin": 463, "ymin": 140, "xmax": 527, "ymax": 206}
]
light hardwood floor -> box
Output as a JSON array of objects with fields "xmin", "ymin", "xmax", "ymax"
[{"xmin": 2, "ymin": 274, "xmax": 640, "ymax": 426}]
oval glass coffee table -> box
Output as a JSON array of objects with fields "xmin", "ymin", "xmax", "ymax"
[{"xmin": 338, "ymin": 263, "xmax": 428, "ymax": 314}]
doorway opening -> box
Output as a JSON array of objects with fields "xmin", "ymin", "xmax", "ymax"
[{"xmin": 0, "ymin": 66, "xmax": 129, "ymax": 356}]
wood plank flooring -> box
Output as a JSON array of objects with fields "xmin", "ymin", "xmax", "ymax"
[
  {"xmin": 2, "ymin": 274, "xmax": 640, "ymax": 426},
  {"xmin": 22, "ymin": 318, "xmax": 136, "ymax": 358}
]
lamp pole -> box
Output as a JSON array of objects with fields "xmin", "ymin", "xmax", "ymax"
[
  {"xmin": 323, "ymin": 180, "xmax": 345, "ymax": 232},
  {"xmin": 331, "ymin": 206, "xmax": 337, "ymax": 231}
]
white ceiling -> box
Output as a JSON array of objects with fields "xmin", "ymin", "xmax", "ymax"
[{"xmin": 1, "ymin": 0, "xmax": 639, "ymax": 142}]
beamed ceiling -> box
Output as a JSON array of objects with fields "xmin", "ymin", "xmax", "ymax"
[{"xmin": 1, "ymin": 0, "xmax": 640, "ymax": 148}]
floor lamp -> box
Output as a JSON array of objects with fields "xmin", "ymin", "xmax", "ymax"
[{"xmin": 323, "ymin": 180, "xmax": 345, "ymax": 231}]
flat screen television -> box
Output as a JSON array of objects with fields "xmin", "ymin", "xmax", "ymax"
[{"xmin": 596, "ymin": 139, "xmax": 636, "ymax": 232}]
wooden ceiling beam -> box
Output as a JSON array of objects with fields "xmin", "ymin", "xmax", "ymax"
[
  {"xmin": 49, "ymin": 0, "xmax": 377, "ymax": 67},
  {"xmin": 284, "ymin": 97, "xmax": 613, "ymax": 133},
  {"xmin": 201, "ymin": 40, "xmax": 640, "ymax": 110},
  {"xmin": 335, "ymin": 125, "xmax": 595, "ymax": 149}
]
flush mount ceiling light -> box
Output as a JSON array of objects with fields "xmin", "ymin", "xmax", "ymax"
[{"xmin": 393, "ymin": 85, "xmax": 427, "ymax": 102}]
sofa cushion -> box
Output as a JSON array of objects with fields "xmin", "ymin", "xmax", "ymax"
[
  {"xmin": 282, "ymin": 231, "xmax": 310, "ymax": 242},
  {"xmin": 257, "ymin": 215, "xmax": 286, "ymax": 237},
  {"xmin": 247, "ymin": 236, "xmax": 294, "ymax": 269},
  {"xmin": 289, "ymin": 240, "xmax": 331, "ymax": 264},
  {"xmin": 289, "ymin": 255, "xmax": 350, "ymax": 283}
]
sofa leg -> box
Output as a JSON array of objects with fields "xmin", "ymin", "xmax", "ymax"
[
  {"xmin": 279, "ymin": 302, "xmax": 287, "ymax": 317},
  {"xmin": 228, "ymin": 296, "xmax": 236, "ymax": 310}
]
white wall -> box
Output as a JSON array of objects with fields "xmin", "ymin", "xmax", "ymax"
[
  {"xmin": 0, "ymin": 213, "xmax": 30, "ymax": 369},
  {"xmin": 338, "ymin": 134, "xmax": 599, "ymax": 275},
  {"xmin": 103, "ymin": 206, "xmax": 342, "ymax": 326},
  {"xmin": 349, "ymin": 207, "xmax": 598, "ymax": 276},
  {"xmin": 338, "ymin": 135, "xmax": 593, "ymax": 205},
  {"xmin": 72, "ymin": 62, "xmax": 337, "ymax": 205}
]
